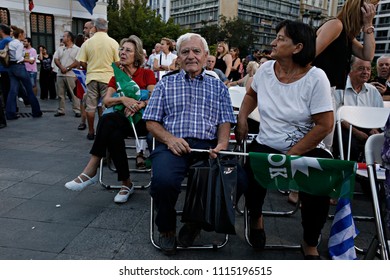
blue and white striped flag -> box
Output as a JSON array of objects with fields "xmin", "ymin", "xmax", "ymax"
[
  {"xmin": 328, "ymin": 198, "xmax": 359, "ymax": 260},
  {"xmin": 72, "ymin": 69, "xmax": 87, "ymax": 92}
]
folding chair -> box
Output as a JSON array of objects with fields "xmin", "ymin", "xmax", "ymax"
[
  {"xmin": 336, "ymin": 106, "xmax": 390, "ymax": 220},
  {"xmin": 150, "ymin": 197, "xmax": 229, "ymax": 251},
  {"xmin": 336, "ymin": 106, "xmax": 390, "ymax": 161},
  {"xmin": 98, "ymin": 136, "xmax": 152, "ymax": 190},
  {"xmin": 149, "ymin": 148, "xmax": 229, "ymax": 251},
  {"xmin": 363, "ymin": 134, "xmax": 389, "ymax": 260}
]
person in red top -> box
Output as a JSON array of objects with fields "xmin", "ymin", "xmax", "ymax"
[{"xmin": 64, "ymin": 35, "xmax": 156, "ymax": 204}]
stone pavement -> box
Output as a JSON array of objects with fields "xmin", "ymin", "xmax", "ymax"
[{"xmin": 0, "ymin": 98, "xmax": 378, "ymax": 260}]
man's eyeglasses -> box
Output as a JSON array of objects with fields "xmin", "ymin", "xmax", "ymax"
[{"xmin": 354, "ymin": 66, "xmax": 371, "ymax": 72}]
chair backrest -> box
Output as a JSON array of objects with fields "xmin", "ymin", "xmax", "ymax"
[
  {"xmin": 336, "ymin": 106, "xmax": 390, "ymax": 160},
  {"xmin": 365, "ymin": 133, "xmax": 384, "ymax": 165},
  {"xmin": 248, "ymin": 108, "xmax": 260, "ymax": 123},
  {"xmin": 229, "ymin": 86, "xmax": 261, "ymax": 123},
  {"xmin": 229, "ymin": 86, "xmax": 246, "ymax": 109}
]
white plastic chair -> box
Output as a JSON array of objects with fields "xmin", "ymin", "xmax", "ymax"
[
  {"xmin": 336, "ymin": 106, "xmax": 390, "ymax": 161},
  {"xmin": 335, "ymin": 106, "xmax": 390, "ymax": 222},
  {"xmin": 229, "ymin": 86, "xmax": 246, "ymax": 112},
  {"xmin": 364, "ymin": 134, "xmax": 389, "ymax": 259},
  {"xmin": 228, "ymin": 87, "xmax": 260, "ymax": 123}
]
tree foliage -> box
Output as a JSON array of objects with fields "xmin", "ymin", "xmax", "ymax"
[
  {"xmin": 107, "ymin": 0, "xmax": 188, "ymax": 53},
  {"xmin": 198, "ymin": 16, "xmax": 254, "ymax": 57}
]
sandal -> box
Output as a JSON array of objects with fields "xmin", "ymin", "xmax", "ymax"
[
  {"xmin": 78, "ymin": 123, "xmax": 86, "ymax": 130},
  {"xmin": 136, "ymin": 154, "xmax": 146, "ymax": 169}
]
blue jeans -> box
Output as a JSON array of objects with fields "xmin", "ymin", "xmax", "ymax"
[
  {"xmin": 6, "ymin": 64, "xmax": 41, "ymax": 119},
  {"xmin": 28, "ymin": 71, "xmax": 37, "ymax": 88}
]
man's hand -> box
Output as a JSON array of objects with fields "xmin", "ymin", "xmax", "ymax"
[
  {"xmin": 371, "ymin": 82, "xmax": 386, "ymax": 95},
  {"xmin": 166, "ymin": 136, "xmax": 191, "ymax": 156},
  {"xmin": 209, "ymin": 143, "xmax": 227, "ymax": 159}
]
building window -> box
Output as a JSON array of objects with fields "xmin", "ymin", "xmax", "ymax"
[
  {"xmin": 30, "ymin": 13, "xmax": 55, "ymax": 55},
  {"xmin": 72, "ymin": 17, "xmax": 90, "ymax": 36},
  {"xmin": 376, "ymin": 43, "xmax": 386, "ymax": 51},
  {"xmin": 0, "ymin": 7, "xmax": 10, "ymax": 25}
]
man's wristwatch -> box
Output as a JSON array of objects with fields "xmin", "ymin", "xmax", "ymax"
[
  {"xmin": 363, "ymin": 26, "xmax": 375, "ymax": 34},
  {"xmin": 66, "ymin": 67, "xmax": 70, "ymax": 71}
]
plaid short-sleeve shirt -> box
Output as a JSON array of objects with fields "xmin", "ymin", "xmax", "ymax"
[{"xmin": 143, "ymin": 69, "xmax": 236, "ymax": 140}]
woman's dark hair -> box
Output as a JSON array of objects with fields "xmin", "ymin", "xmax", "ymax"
[
  {"xmin": 275, "ymin": 20, "xmax": 316, "ymax": 67},
  {"xmin": 75, "ymin": 33, "xmax": 85, "ymax": 47}
]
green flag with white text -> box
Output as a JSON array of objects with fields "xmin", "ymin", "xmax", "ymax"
[{"xmin": 249, "ymin": 152, "xmax": 356, "ymax": 199}]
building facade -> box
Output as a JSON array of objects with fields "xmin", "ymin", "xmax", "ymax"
[
  {"xmin": 0, "ymin": 0, "xmax": 108, "ymax": 54},
  {"xmin": 372, "ymin": 0, "xmax": 390, "ymax": 58},
  {"xmin": 147, "ymin": 0, "xmax": 171, "ymax": 22},
  {"xmin": 163, "ymin": 0, "xmax": 335, "ymax": 51}
]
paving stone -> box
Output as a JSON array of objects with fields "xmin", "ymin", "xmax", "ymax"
[{"xmin": 0, "ymin": 218, "xmax": 83, "ymax": 253}]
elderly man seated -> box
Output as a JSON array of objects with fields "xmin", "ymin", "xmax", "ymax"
[
  {"xmin": 143, "ymin": 33, "xmax": 237, "ymax": 255},
  {"xmin": 333, "ymin": 56, "xmax": 384, "ymax": 161}
]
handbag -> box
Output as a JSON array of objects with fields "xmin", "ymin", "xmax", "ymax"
[
  {"xmin": 181, "ymin": 155, "xmax": 238, "ymax": 234},
  {"xmin": 0, "ymin": 43, "xmax": 10, "ymax": 67}
]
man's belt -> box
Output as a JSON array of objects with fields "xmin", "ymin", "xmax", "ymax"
[{"xmin": 9, "ymin": 61, "xmax": 23, "ymax": 65}]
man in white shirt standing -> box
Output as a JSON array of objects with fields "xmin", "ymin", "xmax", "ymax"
[
  {"xmin": 333, "ymin": 56, "xmax": 384, "ymax": 161},
  {"xmin": 54, "ymin": 31, "xmax": 81, "ymax": 117}
]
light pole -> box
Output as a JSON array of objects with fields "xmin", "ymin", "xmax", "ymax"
[{"xmin": 302, "ymin": 9, "xmax": 323, "ymax": 28}]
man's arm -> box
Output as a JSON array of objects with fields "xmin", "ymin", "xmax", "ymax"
[
  {"xmin": 210, "ymin": 122, "xmax": 231, "ymax": 158},
  {"xmin": 146, "ymin": 120, "xmax": 191, "ymax": 156}
]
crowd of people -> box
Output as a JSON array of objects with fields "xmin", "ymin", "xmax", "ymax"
[{"xmin": 1, "ymin": 0, "xmax": 389, "ymax": 259}]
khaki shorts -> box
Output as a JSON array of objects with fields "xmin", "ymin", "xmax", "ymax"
[{"xmin": 85, "ymin": 80, "xmax": 108, "ymax": 112}]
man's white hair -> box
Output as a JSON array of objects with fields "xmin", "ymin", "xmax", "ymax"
[
  {"xmin": 377, "ymin": 54, "xmax": 390, "ymax": 65},
  {"xmin": 176, "ymin": 33, "xmax": 209, "ymax": 54}
]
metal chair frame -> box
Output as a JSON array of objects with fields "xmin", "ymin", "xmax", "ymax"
[
  {"xmin": 363, "ymin": 134, "xmax": 389, "ymax": 260},
  {"xmin": 150, "ymin": 197, "xmax": 229, "ymax": 251},
  {"xmin": 99, "ymin": 136, "xmax": 151, "ymax": 190},
  {"xmin": 335, "ymin": 106, "xmax": 390, "ymax": 221}
]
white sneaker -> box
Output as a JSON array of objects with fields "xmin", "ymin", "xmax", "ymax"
[
  {"xmin": 114, "ymin": 184, "xmax": 134, "ymax": 203},
  {"xmin": 65, "ymin": 173, "xmax": 98, "ymax": 191}
]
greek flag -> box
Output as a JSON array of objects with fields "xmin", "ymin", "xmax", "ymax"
[
  {"xmin": 328, "ymin": 198, "xmax": 359, "ymax": 260},
  {"xmin": 77, "ymin": 0, "xmax": 98, "ymax": 15},
  {"xmin": 72, "ymin": 69, "xmax": 87, "ymax": 92}
]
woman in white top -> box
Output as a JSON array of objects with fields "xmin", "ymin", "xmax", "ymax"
[
  {"xmin": 235, "ymin": 20, "xmax": 334, "ymax": 259},
  {"xmin": 153, "ymin": 37, "xmax": 177, "ymax": 79}
]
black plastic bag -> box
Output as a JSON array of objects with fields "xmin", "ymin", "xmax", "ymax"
[
  {"xmin": 181, "ymin": 155, "xmax": 237, "ymax": 234},
  {"xmin": 210, "ymin": 156, "xmax": 237, "ymax": 234}
]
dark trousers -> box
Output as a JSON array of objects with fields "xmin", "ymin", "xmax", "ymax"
[
  {"xmin": 0, "ymin": 71, "xmax": 10, "ymax": 105},
  {"xmin": 0, "ymin": 92, "xmax": 5, "ymax": 126},
  {"xmin": 39, "ymin": 70, "xmax": 57, "ymax": 100},
  {"xmin": 245, "ymin": 141, "xmax": 331, "ymax": 247},
  {"xmin": 90, "ymin": 112, "xmax": 147, "ymax": 181}
]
